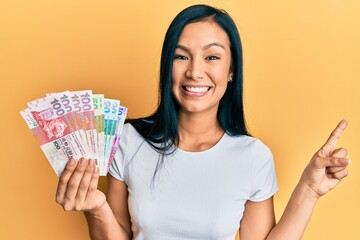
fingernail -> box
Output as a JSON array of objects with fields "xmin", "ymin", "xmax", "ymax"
[
  {"xmin": 95, "ymin": 166, "xmax": 100, "ymax": 173},
  {"xmin": 80, "ymin": 158, "xmax": 87, "ymax": 166},
  {"xmin": 68, "ymin": 158, "xmax": 76, "ymax": 166},
  {"xmin": 341, "ymin": 158, "xmax": 351, "ymax": 165},
  {"xmin": 89, "ymin": 159, "xmax": 95, "ymax": 167}
]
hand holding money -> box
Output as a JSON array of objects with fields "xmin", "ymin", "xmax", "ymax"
[
  {"xmin": 20, "ymin": 90, "xmax": 127, "ymax": 176},
  {"xmin": 55, "ymin": 158, "xmax": 106, "ymax": 212}
]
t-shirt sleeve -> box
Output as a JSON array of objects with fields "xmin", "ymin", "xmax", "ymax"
[
  {"xmin": 108, "ymin": 124, "xmax": 130, "ymax": 182},
  {"xmin": 249, "ymin": 141, "xmax": 278, "ymax": 202}
]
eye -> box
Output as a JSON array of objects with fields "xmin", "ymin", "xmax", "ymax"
[
  {"xmin": 174, "ymin": 54, "xmax": 188, "ymax": 60},
  {"xmin": 206, "ymin": 55, "xmax": 220, "ymax": 60}
]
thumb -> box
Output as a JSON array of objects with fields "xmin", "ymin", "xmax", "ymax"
[
  {"xmin": 331, "ymin": 148, "xmax": 348, "ymax": 158},
  {"xmin": 314, "ymin": 157, "xmax": 350, "ymax": 168}
]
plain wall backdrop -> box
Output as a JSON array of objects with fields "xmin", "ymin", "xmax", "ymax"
[{"xmin": 0, "ymin": 0, "xmax": 359, "ymax": 239}]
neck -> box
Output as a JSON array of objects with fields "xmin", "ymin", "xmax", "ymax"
[
  {"xmin": 178, "ymin": 112, "xmax": 221, "ymax": 135},
  {"xmin": 177, "ymin": 109, "xmax": 224, "ymax": 152}
]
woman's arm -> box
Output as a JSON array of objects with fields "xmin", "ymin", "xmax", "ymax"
[
  {"xmin": 240, "ymin": 120, "xmax": 350, "ymax": 240},
  {"xmin": 239, "ymin": 185, "xmax": 320, "ymax": 240},
  {"xmin": 84, "ymin": 201, "xmax": 130, "ymax": 240},
  {"xmin": 105, "ymin": 174, "xmax": 132, "ymax": 238},
  {"xmin": 56, "ymin": 158, "xmax": 131, "ymax": 240},
  {"xmin": 239, "ymin": 197, "xmax": 276, "ymax": 239}
]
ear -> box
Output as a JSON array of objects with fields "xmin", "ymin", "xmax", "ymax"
[{"xmin": 228, "ymin": 71, "xmax": 234, "ymax": 82}]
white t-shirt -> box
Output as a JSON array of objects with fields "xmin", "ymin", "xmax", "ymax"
[{"xmin": 109, "ymin": 123, "xmax": 278, "ymax": 240}]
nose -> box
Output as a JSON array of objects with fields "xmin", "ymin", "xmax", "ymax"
[{"xmin": 185, "ymin": 57, "xmax": 205, "ymax": 80}]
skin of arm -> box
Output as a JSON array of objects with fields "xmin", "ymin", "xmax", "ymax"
[
  {"xmin": 239, "ymin": 120, "xmax": 350, "ymax": 240},
  {"xmin": 105, "ymin": 174, "xmax": 133, "ymax": 239},
  {"xmin": 239, "ymin": 184, "xmax": 318, "ymax": 240},
  {"xmin": 84, "ymin": 201, "xmax": 130, "ymax": 240},
  {"xmin": 239, "ymin": 198, "xmax": 276, "ymax": 239}
]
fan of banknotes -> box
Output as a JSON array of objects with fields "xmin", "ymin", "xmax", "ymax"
[{"xmin": 20, "ymin": 90, "xmax": 127, "ymax": 176}]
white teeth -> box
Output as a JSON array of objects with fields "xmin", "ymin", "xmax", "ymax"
[{"xmin": 185, "ymin": 86, "xmax": 209, "ymax": 93}]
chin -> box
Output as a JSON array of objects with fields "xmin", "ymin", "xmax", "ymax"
[{"xmin": 179, "ymin": 103, "xmax": 219, "ymax": 115}]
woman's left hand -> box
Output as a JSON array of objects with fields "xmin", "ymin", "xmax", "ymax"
[{"xmin": 300, "ymin": 120, "xmax": 351, "ymax": 199}]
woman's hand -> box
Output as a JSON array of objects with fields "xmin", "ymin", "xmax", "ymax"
[
  {"xmin": 300, "ymin": 120, "xmax": 351, "ymax": 199},
  {"xmin": 56, "ymin": 158, "xmax": 106, "ymax": 213}
]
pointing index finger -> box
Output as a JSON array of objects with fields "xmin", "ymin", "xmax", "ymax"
[{"xmin": 321, "ymin": 119, "xmax": 348, "ymax": 151}]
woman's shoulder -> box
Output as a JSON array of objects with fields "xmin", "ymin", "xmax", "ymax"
[
  {"xmin": 120, "ymin": 123, "xmax": 146, "ymax": 146},
  {"xmin": 123, "ymin": 122, "xmax": 142, "ymax": 137},
  {"xmin": 224, "ymin": 134, "xmax": 273, "ymax": 157},
  {"xmin": 123, "ymin": 122, "xmax": 135, "ymax": 133},
  {"xmin": 225, "ymin": 134, "xmax": 269, "ymax": 148}
]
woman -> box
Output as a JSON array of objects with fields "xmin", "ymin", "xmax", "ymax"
[{"xmin": 56, "ymin": 4, "xmax": 350, "ymax": 240}]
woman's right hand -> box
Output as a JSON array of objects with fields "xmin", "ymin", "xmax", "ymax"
[
  {"xmin": 56, "ymin": 158, "xmax": 106, "ymax": 213},
  {"xmin": 298, "ymin": 120, "xmax": 350, "ymax": 199}
]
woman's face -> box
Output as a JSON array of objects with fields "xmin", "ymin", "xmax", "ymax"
[{"xmin": 172, "ymin": 20, "xmax": 233, "ymax": 115}]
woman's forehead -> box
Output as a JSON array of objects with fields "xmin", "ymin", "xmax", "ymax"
[{"xmin": 177, "ymin": 21, "xmax": 230, "ymax": 49}]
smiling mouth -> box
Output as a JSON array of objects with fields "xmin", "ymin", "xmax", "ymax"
[{"xmin": 183, "ymin": 86, "xmax": 211, "ymax": 93}]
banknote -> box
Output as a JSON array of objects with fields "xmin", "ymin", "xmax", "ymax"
[
  {"xmin": 103, "ymin": 98, "xmax": 120, "ymax": 169},
  {"xmin": 21, "ymin": 90, "xmax": 127, "ymax": 176},
  {"xmin": 68, "ymin": 91, "xmax": 88, "ymax": 153},
  {"xmin": 20, "ymin": 108, "xmax": 70, "ymax": 176},
  {"xmin": 28, "ymin": 95, "xmax": 89, "ymax": 158},
  {"xmin": 92, "ymin": 94, "xmax": 106, "ymax": 175},
  {"xmin": 46, "ymin": 91, "xmax": 81, "ymax": 137},
  {"xmin": 78, "ymin": 90, "xmax": 98, "ymax": 160},
  {"xmin": 22, "ymin": 97, "xmax": 88, "ymax": 176},
  {"xmin": 107, "ymin": 106, "xmax": 128, "ymax": 172},
  {"xmin": 45, "ymin": 91, "xmax": 90, "ymax": 157}
]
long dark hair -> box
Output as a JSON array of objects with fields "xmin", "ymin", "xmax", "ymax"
[{"xmin": 127, "ymin": 4, "xmax": 249, "ymax": 157}]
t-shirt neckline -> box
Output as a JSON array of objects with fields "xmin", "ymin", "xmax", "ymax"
[{"xmin": 176, "ymin": 132, "xmax": 228, "ymax": 155}]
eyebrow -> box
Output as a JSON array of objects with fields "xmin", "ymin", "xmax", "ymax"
[{"xmin": 176, "ymin": 42, "xmax": 226, "ymax": 52}]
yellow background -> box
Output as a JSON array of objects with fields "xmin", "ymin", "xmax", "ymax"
[{"xmin": 0, "ymin": 0, "xmax": 359, "ymax": 239}]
